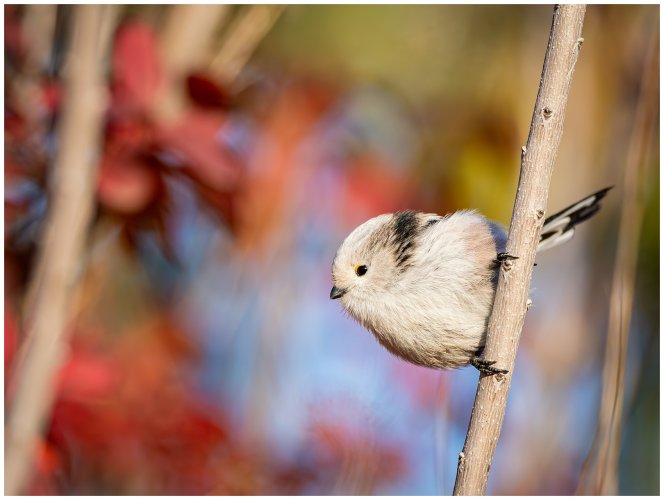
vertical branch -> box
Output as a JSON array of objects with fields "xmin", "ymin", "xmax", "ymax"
[
  {"xmin": 4, "ymin": 5, "xmax": 113, "ymax": 495},
  {"xmin": 209, "ymin": 4, "xmax": 286, "ymax": 85},
  {"xmin": 159, "ymin": 4, "xmax": 231, "ymax": 71},
  {"xmin": 453, "ymin": 5, "xmax": 586, "ymax": 495},
  {"xmin": 22, "ymin": 4, "xmax": 57, "ymax": 75},
  {"xmin": 577, "ymin": 22, "xmax": 659, "ymax": 495},
  {"xmin": 9, "ymin": 5, "xmax": 57, "ymax": 124}
]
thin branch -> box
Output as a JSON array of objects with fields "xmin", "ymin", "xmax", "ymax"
[
  {"xmin": 209, "ymin": 4, "xmax": 286, "ymax": 86},
  {"xmin": 576, "ymin": 21, "xmax": 659, "ymax": 496},
  {"xmin": 452, "ymin": 5, "xmax": 586, "ymax": 495},
  {"xmin": 8, "ymin": 5, "xmax": 57, "ymax": 125},
  {"xmin": 153, "ymin": 4, "xmax": 232, "ymax": 123},
  {"xmin": 4, "ymin": 5, "xmax": 114, "ymax": 495},
  {"xmin": 22, "ymin": 4, "xmax": 57, "ymax": 76}
]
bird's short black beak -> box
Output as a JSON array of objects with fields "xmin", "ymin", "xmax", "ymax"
[{"xmin": 330, "ymin": 286, "xmax": 346, "ymax": 300}]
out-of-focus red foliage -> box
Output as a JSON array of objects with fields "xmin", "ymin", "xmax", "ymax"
[
  {"xmin": 4, "ymin": 5, "xmax": 26, "ymax": 65},
  {"xmin": 234, "ymin": 79, "xmax": 340, "ymax": 249},
  {"xmin": 98, "ymin": 119, "xmax": 163, "ymax": 216},
  {"xmin": 99, "ymin": 19, "xmax": 245, "ymax": 257},
  {"xmin": 5, "ymin": 9, "xmax": 409, "ymax": 495},
  {"xmin": 38, "ymin": 323, "xmax": 228, "ymax": 494},
  {"xmin": 110, "ymin": 21, "xmax": 163, "ymax": 116},
  {"xmin": 341, "ymin": 152, "xmax": 424, "ymax": 219},
  {"xmin": 17, "ymin": 317, "xmax": 404, "ymax": 495},
  {"xmin": 310, "ymin": 419, "xmax": 406, "ymax": 484},
  {"xmin": 157, "ymin": 109, "xmax": 243, "ymax": 194},
  {"xmin": 186, "ymin": 73, "xmax": 233, "ymax": 109},
  {"xmin": 4, "ymin": 14, "xmax": 245, "ymax": 265},
  {"xmin": 25, "ymin": 320, "xmax": 229, "ymax": 494}
]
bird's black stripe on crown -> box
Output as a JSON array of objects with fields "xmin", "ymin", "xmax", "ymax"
[{"xmin": 392, "ymin": 211, "xmax": 421, "ymax": 270}]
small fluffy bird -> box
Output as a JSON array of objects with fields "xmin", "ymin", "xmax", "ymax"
[{"xmin": 330, "ymin": 187, "xmax": 611, "ymax": 374}]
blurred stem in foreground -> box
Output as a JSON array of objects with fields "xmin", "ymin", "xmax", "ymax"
[
  {"xmin": 576, "ymin": 20, "xmax": 659, "ymax": 496},
  {"xmin": 4, "ymin": 5, "xmax": 114, "ymax": 495},
  {"xmin": 453, "ymin": 5, "xmax": 586, "ymax": 495},
  {"xmin": 154, "ymin": 4, "xmax": 232, "ymax": 123},
  {"xmin": 209, "ymin": 4, "xmax": 286, "ymax": 86},
  {"xmin": 22, "ymin": 4, "xmax": 57, "ymax": 75},
  {"xmin": 11, "ymin": 5, "xmax": 57, "ymax": 122}
]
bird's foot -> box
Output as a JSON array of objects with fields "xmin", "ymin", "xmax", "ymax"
[
  {"xmin": 496, "ymin": 252, "xmax": 519, "ymax": 263},
  {"xmin": 471, "ymin": 356, "xmax": 509, "ymax": 376}
]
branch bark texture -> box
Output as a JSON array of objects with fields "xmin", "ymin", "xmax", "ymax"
[
  {"xmin": 4, "ymin": 5, "xmax": 112, "ymax": 495},
  {"xmin": 453, "ymin": 5, "xmax": 586, "ymax": 495}
]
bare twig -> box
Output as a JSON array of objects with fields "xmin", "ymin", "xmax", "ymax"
[
  {"xmin": 576, "ymin": 21, "xmax": 659, "ymax": 496},
  {"xmin": 209, "ymin": 4, "xmax": 286, "ymax": 85},
  {"xmin": 4, "ymin": 5, "xmax": 113, "ymax": 495},
  {"xmin": 159, "ymin": 4, "xmax": 231, "ymax": 72},
  {"xmin": 453, "ymin": 5, "xmax": 586, "ymax": 495},
  {"xmin": 8, "ymin": 5, "xmax": 57, "ymax": 124},
  {"xmin": 22, "ymin": 4, "xmax": 57, "ymax": 75},
  {"xmin": 153, "ymin": 4, "xmax": 232, "ymax": 123}
]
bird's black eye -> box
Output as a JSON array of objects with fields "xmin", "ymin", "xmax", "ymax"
[{"xmin": 355, "ymin": 264, "xmax": 368, "ymax": 277}]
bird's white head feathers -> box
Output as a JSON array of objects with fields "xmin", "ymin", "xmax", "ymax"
[
  {"xmin": 330, "ymin": 213, "xmax": 396, "ymax": 305},
  {"xmin": 330, "ymin": 211, "xmax": 440, "ymax": 314}
]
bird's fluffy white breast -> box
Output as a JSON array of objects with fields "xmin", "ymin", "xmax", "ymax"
[{"xmin": 357, "ymin": 210, "xmax": 503, "ymax": 368}]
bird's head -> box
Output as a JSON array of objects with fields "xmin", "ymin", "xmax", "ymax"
[{"xmin": 330, "ymin": 211, "xmax": 424, "ymax": 314}]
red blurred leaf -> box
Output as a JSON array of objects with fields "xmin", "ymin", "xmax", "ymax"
[
  {"xmin": 4, "ymin": 105, "xmax": 27, "ymax": 138},
  {"xmin": 25, "ymin": 440, "xmax": 62, "ymax": 495},
  {"xmin": 342, "ymin": 153, "xmax": 423, "ymax": 220},
  {"xmin": 111, "ymin": 20, "xmax": 163, "ymax": 115},
  {"xmin": 41, "ymin": 79, "xmax": 61, "ymax": 113},
  {"xmin": 56, "ymin": 348, "xmax": 118, "ymax": 400},
  {"xmin": 4, "ymin": 5, "xmax": 26, "ymax": 63},
  {"xmin": 173, "ymin": 408, "xmax": 227, "ymax": 446},
  {"xmin": 157, "ymin": 109, "xmax": 243, "ymax": 193},
  {"xmin": 35, "ymin": 440, "xmax": 61, "ymax": 477},
  {"xmin": 98, "ymin": 157, "xmax": 163, "ymax": 215},
  {"xmin": 186, "ymin": 73, "xmax": 232, "ymax": 109},
  {"xmin": 98, "ymin": 118, "xmax": 164, "ymax": 215},
  {"xmin": 50, "ymin": 398, "xmax": 135, "ymax": 453},
  {"xmin": 105, "ymin": 115, "xmax": 155, "ymax": 153}
]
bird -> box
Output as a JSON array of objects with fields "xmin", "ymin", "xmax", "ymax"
[{"xmin": 330, "ymin": 186, "xmax": 612, "ymax": 375}]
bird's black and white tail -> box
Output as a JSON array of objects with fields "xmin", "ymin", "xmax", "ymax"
[{"xmin": 537, "ymin": 186, "xmax": 613, "ymax": 252}]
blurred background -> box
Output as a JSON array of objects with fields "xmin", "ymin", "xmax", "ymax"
[{"xmin": 4, "ymin": 4, "xmax": 659, "ymax": 495}]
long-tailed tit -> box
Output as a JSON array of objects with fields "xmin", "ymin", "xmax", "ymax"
[{"xmin": 330, "ymin": 187, "xmax": 612, "ymax": 375}]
